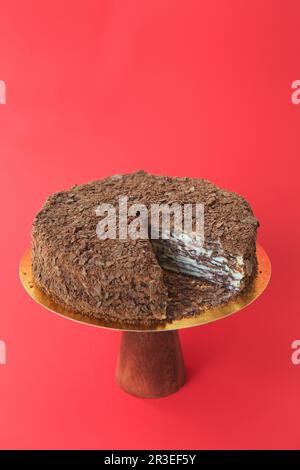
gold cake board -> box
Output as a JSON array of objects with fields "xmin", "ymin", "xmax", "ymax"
[{"xmin": 19, "ymin": 243, "xmax": 271, "ymax": 398}]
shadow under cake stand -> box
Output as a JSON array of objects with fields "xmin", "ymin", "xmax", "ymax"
[{"xmin": 19, "ymin": 243, "xmax": 271, "ymax": 398}]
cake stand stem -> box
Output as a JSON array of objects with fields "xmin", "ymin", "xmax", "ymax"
[{"xmin": 116, "ymin": 330, "xmax": 185, "ymax": 398}]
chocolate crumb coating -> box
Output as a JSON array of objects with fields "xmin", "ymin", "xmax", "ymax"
[{"xmin": 32, "ymin": 171, "xmax": 258, "ymax": 325}]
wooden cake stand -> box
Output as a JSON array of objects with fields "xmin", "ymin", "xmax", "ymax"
[{"xmin": 19, "ymin": 244, "xmax": 271, "ymax": 398}]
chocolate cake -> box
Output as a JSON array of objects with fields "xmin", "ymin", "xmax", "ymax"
[{"xmin": 32, "ymin": 171, "xmax": 258, "ymax": 325}]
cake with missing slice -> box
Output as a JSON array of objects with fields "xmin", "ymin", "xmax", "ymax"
[{"xmin": 32, "ymin": 171, "xmax": 259, "ymax": 325}]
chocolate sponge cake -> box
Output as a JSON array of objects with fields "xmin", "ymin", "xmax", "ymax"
[{"xmin": 32, "ymin": 171, "xmax": 258, "ymax": 325}]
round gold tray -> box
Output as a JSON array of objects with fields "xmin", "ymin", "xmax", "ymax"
[{"xmin": 19, "ymin": 243, "xmax": 271, "ymax": 332}]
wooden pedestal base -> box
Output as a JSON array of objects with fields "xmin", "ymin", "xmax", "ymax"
[{"xmin": 116, "ymin": 331, "xmax": 185, "ymax": 398}]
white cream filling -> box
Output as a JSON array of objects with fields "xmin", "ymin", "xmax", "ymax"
[{"xmin": 153, "ymin": 232, "xmax": 245, "ymax": 291}]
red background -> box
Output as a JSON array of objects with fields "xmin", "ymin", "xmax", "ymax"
[{"xmin": 0, "ymin": 0, "xmax": 299, "ymax": 450}]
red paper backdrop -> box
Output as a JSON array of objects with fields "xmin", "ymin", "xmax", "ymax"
[{"xmin": 0, "ymin": 0, "xmax": 300, "ymax": 450}]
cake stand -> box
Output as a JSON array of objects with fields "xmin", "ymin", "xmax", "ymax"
[{"xmin": 19, "ymin": 244, "xmax": 271, "ymax": 398}]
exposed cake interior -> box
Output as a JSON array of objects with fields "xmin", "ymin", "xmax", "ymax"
[{"xmin": 151, "ymin": 232, "xmax": 245, "ymax": 292}]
